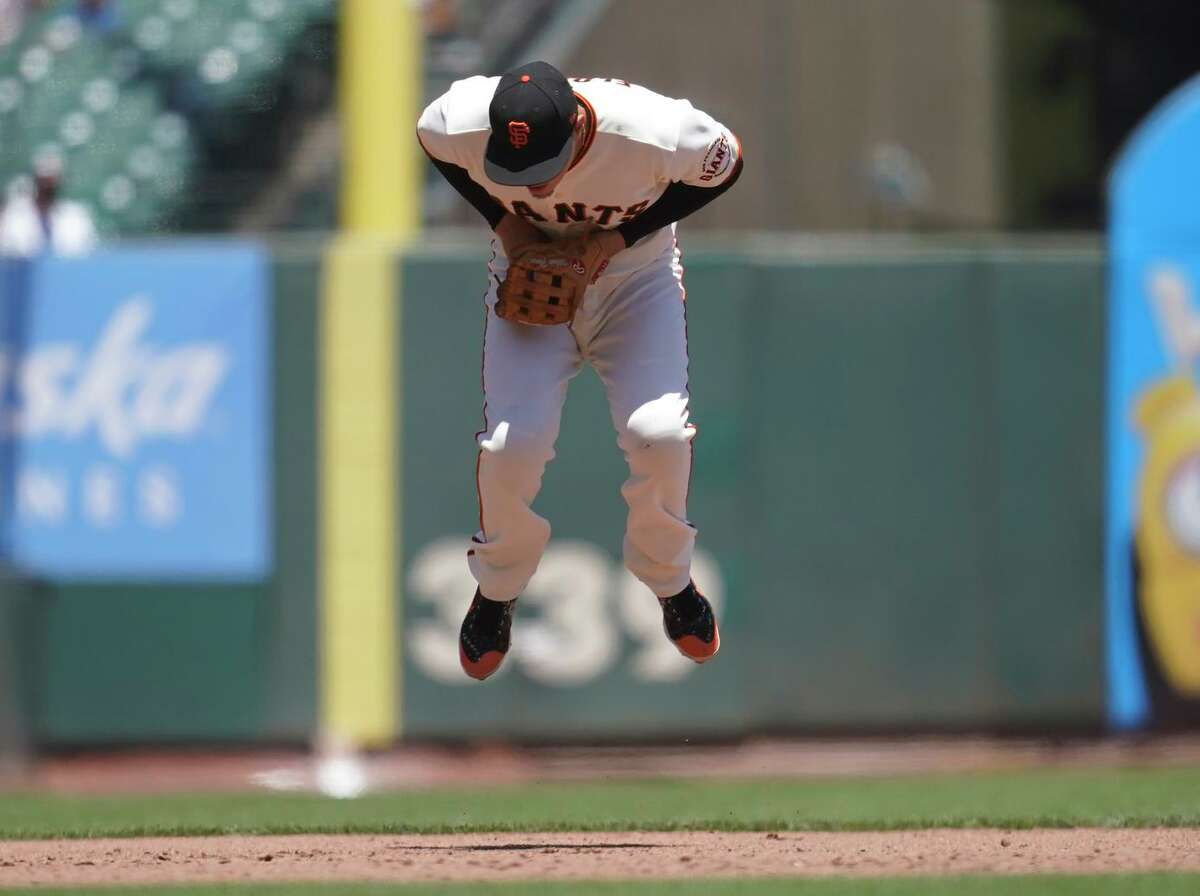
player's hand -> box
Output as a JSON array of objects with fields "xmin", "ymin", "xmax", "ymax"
[
  {"xmin": 573, "ymin": 229, "xmax": 624, "ymax": 283},
  {"xmin": 588, "ymin": 229, "xmax": 626, "ymax": 262},
  {"xmin": 495, "ymin": 237, "xmax": 609, "ymax": 326},
  {"xmin": 495, "ymin": 213, "xmax": 547, "ymax": 258}
]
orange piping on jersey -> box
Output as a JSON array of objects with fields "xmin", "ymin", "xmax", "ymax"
[
  {"xmin": 473, "ymin": 450, "xmax": 484, "ymax": 540},
  {"xmin": 473, "ymin": 246, "xmax": 500, "ymax": 538},
  {"xmin": 566, "ymin": 93, "xmax": 598, "ymax": 173},
  {"xmin": 674, "ymin": 236, "xmax": 697, "ymax": 508},
  {"xmin": 673, "ymin": 236, "xmax": 687, "ymax": 303}
]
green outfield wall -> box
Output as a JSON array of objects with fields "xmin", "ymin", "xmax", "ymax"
[
  {"xmin": 399, "ymin": 238, "xmax": 1106, "ymax": 738},
  {"xmin": 12, "ymin": 236, "xmax": 1106, "ymax": 745}
]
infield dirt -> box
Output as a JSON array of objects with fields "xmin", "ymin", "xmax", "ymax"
[{"xmin": 2, "ymin": 829, "xmax": 1200, "ymax": 887}]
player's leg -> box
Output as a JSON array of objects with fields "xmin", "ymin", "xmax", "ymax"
[
  {"xmin": 590, "ymin": 260, "xmax": 695, "ymax": 597},
  {"xmin": 471, "ymin": 300, "xmax": 580, "ymax": 600},
  {"xmin": 588, "ymin": 258, "xmax": 719, "ymax": 662},
  {"xmin": 461, "ymin": 283, "xmax": 582, "ymax": 679}
]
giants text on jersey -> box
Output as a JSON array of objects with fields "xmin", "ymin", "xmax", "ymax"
[{"xmin": 417, "ymin": 77, "xmax": 742, "ymax": 279}]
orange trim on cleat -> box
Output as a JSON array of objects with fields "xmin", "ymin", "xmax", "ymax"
[
  {"xmin": 659, "ymin": 581, "xmax": 720, "ymax": 665},
  {"xmin": 458, "ymin": 589, "xmax": 517, "ymax": 681},
  {"xmin": 673, "ymin": 625, "xmax": 720, "ymax": 664},
  {"xmin": 460, "ymin": 645, "xmax": 507, "ymax": 681}
]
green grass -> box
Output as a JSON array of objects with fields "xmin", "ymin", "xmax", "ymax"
[
  {"xmin": 5, "ymin": 875, "xmax": 1200, "ymax": 895},
  {"xmin": 3, "ymin": 766, "xmax": 1200, "ymax": 839}
]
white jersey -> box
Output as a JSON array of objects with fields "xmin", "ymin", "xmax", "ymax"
[{"xmin": 417, "ymin": 76, "xmax": 741, "ymax": 279}]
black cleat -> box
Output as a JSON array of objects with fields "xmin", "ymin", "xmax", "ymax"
[
  {"xmin": 459, "ymin": 589, "xmax": 517, "ymax": 680},
  {"xmin": 659, "ymin": 581, "xmax": 720, "ymax": 663}
]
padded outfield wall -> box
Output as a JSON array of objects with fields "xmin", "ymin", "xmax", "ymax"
[{"xmin": 1, "ymin": 235, "xmax": 1105, "ymax": 746}]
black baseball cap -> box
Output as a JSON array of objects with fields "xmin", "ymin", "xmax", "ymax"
[{"xmin": 484, "ymin": 61, "xmax": 577, "ymax": 187}]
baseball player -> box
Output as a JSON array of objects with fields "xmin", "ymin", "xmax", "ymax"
[{"xmin": 417, "ymin": 61, "xmax": 742, "ymax": 681}]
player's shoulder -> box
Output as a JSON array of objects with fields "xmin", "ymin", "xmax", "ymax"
[
  {"xmin": 569, "ymin": 77, "xmax": 695, "ymax": 150},
  {"xmin": 421, "ymin": 75, "xmax": 497, "ymax": 136}
]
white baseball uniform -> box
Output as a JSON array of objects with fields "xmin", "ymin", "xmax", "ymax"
[{"xmin": 418, "ymin": 76, "xmax": 741, "ymax": 602}]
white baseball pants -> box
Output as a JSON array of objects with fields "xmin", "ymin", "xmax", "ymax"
[{"xmin": 468, "ymin": 250, "xmax": 696, "ymax": 602}]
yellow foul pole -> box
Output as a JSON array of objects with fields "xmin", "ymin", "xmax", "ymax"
[
  {"xmin": 321, "ymin": 0, "xmax": 420, "ymax": 747},
  {"xmin": 340, "ymin": 0, "xmax": 421, "ymax": 236}
]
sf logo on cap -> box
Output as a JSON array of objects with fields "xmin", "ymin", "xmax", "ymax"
[{"xmin": 508, "ymin": 120, "xmax": 531, "ymax": 148}]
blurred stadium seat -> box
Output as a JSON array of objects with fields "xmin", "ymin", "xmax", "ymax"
[
  {"xmin": 0, "ymin": 0, "xmax": 593, "ymax": 235},
  {"xmin": 0, "ymin": 0, "xmax": 335, "ymax": 236}
]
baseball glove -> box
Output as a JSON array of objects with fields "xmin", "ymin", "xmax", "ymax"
[{"xmin": 495, "ymin": 238, "xmax": 609, "ymax": 326}]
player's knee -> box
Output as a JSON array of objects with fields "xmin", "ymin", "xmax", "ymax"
[
  {"xmin": 479, "ymin": 419, "xmax": 555, "ymax": 466},
  {"xmin": 624, "ymin": 395, "xmax": 694, "ymax": 449}
]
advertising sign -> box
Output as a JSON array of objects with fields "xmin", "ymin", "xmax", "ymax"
[
  {"xmin": 1108, "ymin": 75, "xmax": 1200, "ymax": 728},
  {"xmin": 0, "ymin": 244, "xmax": 271, "ymax": 578}
]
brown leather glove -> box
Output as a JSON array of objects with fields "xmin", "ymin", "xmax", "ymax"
[{"xmin": 495, "ymin": 237, "xmax": 609, "ymax": 326}]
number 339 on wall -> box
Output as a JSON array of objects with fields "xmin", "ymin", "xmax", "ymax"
[{"xmin": 406, "ymin": 537, "xmax": 726, "ymax": 686}]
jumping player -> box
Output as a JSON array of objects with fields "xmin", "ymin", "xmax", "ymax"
[{"xmin": 416, "ymin": 61, "xmax": 743, "ymax": 680}]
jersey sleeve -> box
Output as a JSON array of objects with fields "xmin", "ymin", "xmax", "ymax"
[
  {"xmin": 665, "ymin": 102, "xmax": 741, "ymax": 187},
  {"xmin": 415, "ymin": 91, "xmax": 462, "ymax": 167}
]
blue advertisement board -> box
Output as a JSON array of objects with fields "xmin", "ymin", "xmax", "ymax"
[
  {"xmin": 0, "ymin": 244, "xmax": 271, "ymax": 579},
  {"xmin": 1108, "ymin": 75, "xmax": 1200, "ymax": 728}
]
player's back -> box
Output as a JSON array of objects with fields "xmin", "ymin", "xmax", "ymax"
[
  {"xmin": 419, "ymin": 71, "xmax": 738, "ymax": 276},
  {"xmin": 568, "ymin": 77, "xmax": 688, "ymax": 154}
]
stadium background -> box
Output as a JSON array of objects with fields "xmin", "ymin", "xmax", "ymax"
[{"xmin": 2, "ymin": 0, "xmax": 1200, "ymax": 892}]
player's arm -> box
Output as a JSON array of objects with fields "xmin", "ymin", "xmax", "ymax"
[
  {"xmin": 424, "ymin": 153, "xmax": 507, "ymax": 229},
  {"xmin": 614, "ymin": 105, "xmax": 743, "ymax": 249},
  {"xmin": 423, "ymin": 154, "xmax": 543, "ymax": 255},
  {"xmin": 416, "ymin": 96, "xmax": 543, "ymax": 254},
  {"xmin": 415, "ymin": 94, "xmax": 507, "ymax": 228}
]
